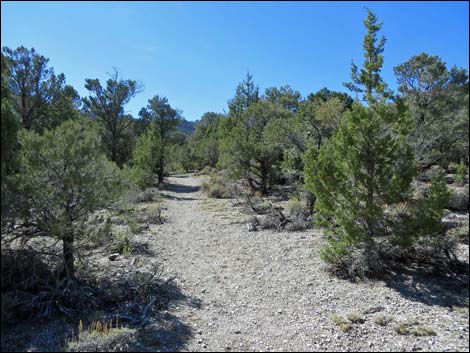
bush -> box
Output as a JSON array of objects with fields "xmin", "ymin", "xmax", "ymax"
[
  {"xmin": 11, "ymin": 119, "xmax": 127, "ymax": 281},
  {"xmin": 65, "ymin": 320, "xmax": 136, "ymax": 352},
  {"xmin": 453, "ymin": 161, "xmax": 468, "ymax": 185},
  {"xmin": 373, "ymin": 315, "xmax": 393, "ymax": 326},
  {"xmin": 1, "ymin": 250, "xmax": 53, "ymax": 292},
  {"xmin": 140, "ymin": 203, "xmax": 165, "ymax": 225},
  {"xmin": 331, "ymin": 315, "xmax": 352, "ymax": 333},
  {"xmin": 131, "ymin": 122, "xmax": 161, "ymax": 189},
  {"xmin": 1, "ymin": 293, "xmax": 19, "ymax": 325},
  {"xmin": 446, "ymin": 221, "xmax": 469, "ymax": 243},
  {"xmin": 133, "ymin": 188, "xmax": 159, "ymax": 203},
  {"xmin": 203, "ymin": 173, "xmax": 232, "ymax": 198},
  {"xmin": 112, "ymin": 231, "xmax": 134, "ymax": 256},
  {"xmin": 285, "ymin": 199, "xmax": 312, "ymax": 231}
]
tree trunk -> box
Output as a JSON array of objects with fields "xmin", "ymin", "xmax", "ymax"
[
  {"xmin": 62, "ymin": 234, "xmax": 75, "ymax": 281},
  {"xmin": 307, "ymin": 191, "xmax": 316, "ymax": 216}
]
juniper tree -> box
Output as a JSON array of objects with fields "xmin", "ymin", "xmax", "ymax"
[
  {"xmin": 305, "ymin": 10, "xmax": 416, "ymax": 275},
  {"xmin": 220, "ymin": 100, "xmax": 289, "ymax": 194},
  {"xmin": 131, "ymin": 121, "xmax": 162, "ymax": 189},
  {"xmin": 138, "ymin": 95, "xmax": 179, "ymax": 183}
]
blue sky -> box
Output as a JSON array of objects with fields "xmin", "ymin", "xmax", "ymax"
[{"xmin": 1, "ymin": 1, "xmax": 469, "ymax": 121}]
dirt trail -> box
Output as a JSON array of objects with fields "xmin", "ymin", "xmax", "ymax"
[{"xmin": 147, "ymin": 174, "xmax": 468, "ymax": 352}]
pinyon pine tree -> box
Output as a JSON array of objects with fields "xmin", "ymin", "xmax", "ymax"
[{"xmin": 13, "ymin": 119, "xmax": 126, "ymax": 282}]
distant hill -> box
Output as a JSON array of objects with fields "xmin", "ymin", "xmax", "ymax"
[{"xmin": 177, "ymin": 117, "xmax": 196, "ymax": 135}]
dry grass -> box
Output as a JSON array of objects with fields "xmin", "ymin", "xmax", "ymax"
[
  {"xmin": 346, "ymin": 312, "xmax": 365, "ymax": 324},
  {"xmin": 373, "ymin": 314, "xmax": 393, "ymax": 326},
  {"xmin": 331, "ymin": 315, "xmax": 353, "ymax": 333}
]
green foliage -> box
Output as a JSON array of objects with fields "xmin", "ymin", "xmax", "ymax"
[
  {"xmin": 344, "ymin": 9, "xmax": 392, "ymax": 103},
  {"xmin": 83, "ymin": 70, "xmax": 139, "ymax": 167},
  {"xmin": 2, "ymin": 46, "xmax": 80, "ymax": 132},
  {"xmin": 113, "ymin": 230, "xmax": 134, "ymax": 256},
  {"xmin": 454, "ymin": 161, "xmax": 469, "ymax": 185},
  {"xmin": 373, "ymin": 315, "xmax": 393, "ymax": 326},
  {"xmin": 394, "ymin": 53, "xmax": 469, "ymax": 169},
  {"xmin": 400, "ymin": 172, "xmax": 452, "ymax": 250},
  {"xmin": 346, "ymin": 313, "xmax": 365, "ymax": 324},
  {"xmin": 191, "ymin": 112, "xmax": 227, "ymax": 169},
  {"xmin": 264, "ymin": 85, "xmax": 301, "ymax": 112},
  {"xmin": 306, "ymin": 102, "xmax": 416, "ymax": 247},
  {"xmin": 202, "ymin": 173, "xmax": 233, "ymax": 199},
  {"xmin": 13, "ymin": 119, "xmax": 127, "ymax": 279},
  {"xmin": 138, "ymin": 95, "xmax": 179, "ymax": 182},
  {"xmin": 131, "ymin": 122, "xmax": 161, "ymax": 189},
  {"xmin": 305, "ymin": 10, "xmax": 421, "ymax": 276},
  {"xmin": 220, "ymin": 100, "xmax": 290, "ymax": 194},
  {"xmin": 1, "ymin": 53, "xmax": 19, "ymax": 199},
  {"xmin": 228, "ymin": 72, "xmax": 259, "ymax": 119}
]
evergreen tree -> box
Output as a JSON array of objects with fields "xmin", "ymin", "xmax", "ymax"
[
  {"xmin": 305, "ymin": 10, "xmax": 416, "ymax": 275},
  {"xmin": 138, "ymin": 95, "xmax": 179, "ymax": 183},
  {"xmin": 394, "ymin": 53, "xmax": 469, "ymax": 168},
  {"xmin": 13, "ymin": 119, "xmax": 126, "ymax": 281},
  {"xmin": 228, "ymin": 72, "xmax": 259, "ymax": 119},
  {"xmin": 83, "ymin": 70, "xmax": 140, "ymax": 167},
  {"xmin": 131, "ymin": 121, "xmax": 162, "ymax": 189},
  {"xmin": 221, "ymin": 100, "xmax": 289, "ymax": 194},
  {"xmin": 344, "ymin": 10, "xmax": 392, "ymax": 103},
  {"xmin": 264, "ymin": 85, "xmax": 301, "ymax": 112},
  {"xmin": 2, "ymin": 46, "xmax": 80, "ymax": 131},
  {"xmin": 1, "ymin": 53, "xmax": 19, "ymax": 190}
]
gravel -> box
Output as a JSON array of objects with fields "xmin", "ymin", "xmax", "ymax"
[
  {"xmin": 2, "ymin": 174, "xmax": 468, "ymax": 352},
  {"xmin": 144, "ymin": 174, "xmax": 469, "ymax": 352}
]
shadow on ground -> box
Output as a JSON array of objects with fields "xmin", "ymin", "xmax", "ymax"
[
  {"xmin": 1, "ymin": 254, "xmax": 201, "ymax": 352},
  {"xmin": 160, "ymin": 193, "xmax": 199, "ymax": 202},
  {"xmin": 165, "ymin": 183, "xmax": 201, "ymax": 194},
  {"xmin": 384, "ymin": 262, "xmax": 469, "ymax": 308}
]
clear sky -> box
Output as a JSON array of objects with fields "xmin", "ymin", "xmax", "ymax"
[{"xmin": 1, "ymin": 1, "xmax": 469, "ymax": 121}]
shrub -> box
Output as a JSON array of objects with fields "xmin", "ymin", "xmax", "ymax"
[
  {"xmin": 446, "ymin": 221, "xmax": 469, "ymax": 243},
  {"xmin": 454, "ymin": 161, "xmax": 469, "ymax": 186},
  {"xmin": 285, "ymin": 199, "xmax": 312, "ymax": 231},
  {"xmin": 112, "ymin": 230, "xmax": 134, "ymax": 256},
  {"xmin": 11, "ymin": 119, "xmax": 127, "ymax": 281},
  {"xmin": 143, "ymin": 203, "xmax": 165, "ymax": 225},
  {"xmin": 331, "ymin": 315, "xmax": 352, "ymax": 333},
  {"xmin": 394, "ymin": 322, "xmax": 436, "ymax": 336},
  {"xmin": 65, "ymin": 319, "xmax": 136, "ymax": 352},
  {"xmin": 373, "ymin": 315, "xmax": 393, "ymax": 326},
  {"xmin": 1, "ymin": 293, "xmax": 19, "ymax": 325},
  {"xmin": 131, "ymin": 122, "xmax": 161, "ymax": 189},
  {"xmin": 133, "ymin": 188, "xmax": 159, "ymax": 203},
  {"xmin": 203, "ymin": 173, "xmax": 232, "ymax": 198},
  {"xmin": 346, "ymin": 313, "xmax": 365, "ymax": 324}
]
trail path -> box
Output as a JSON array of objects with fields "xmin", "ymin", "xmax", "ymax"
[{"xmin": 147, "ymin": 174, "xmax": 468, "ymax": 352}]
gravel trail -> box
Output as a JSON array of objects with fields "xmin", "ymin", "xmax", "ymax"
[{"xmin": 147, "ymin": 174, "xmax": 469, "ymax": 352}]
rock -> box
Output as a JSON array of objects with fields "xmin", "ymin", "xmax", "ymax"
[
  {"xmin": 445, "ymin": 174, "xmax": 455, "ymax": 184},
  {"xmin": 412, "ymin": 180, "xmax": 430, "ymax": 200},
  {"xmin": 447, "ymin": 185, "xmax": 469, "ymax": 211},
  {"xmin": 363, "ymin": 306, "xmax": 385, "ymax": 314},
  {"xmin": 234, "ymin": 330, "xmax": 241, "ymax": 334},
  {"xmin": 109, "ymin": 253, "xmax": 120, "ymax": 261},
  {"xmin": 247, "ymin": 222, "xmax": 257, "ymax": 232},
  {"xmin": 418, "ymin": 165, "xmax": 445, "ymax": 182}
]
